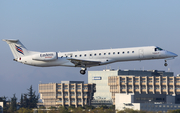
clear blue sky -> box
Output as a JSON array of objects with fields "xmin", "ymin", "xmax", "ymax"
[{"xmin": 0, "ymin": 1, "xmax": 180, "ymax": 100}]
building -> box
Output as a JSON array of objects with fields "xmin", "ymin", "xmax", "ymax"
[
  {"xmin": 0, "ymin": 102, "xmax": 3, "ymax": 113},
  {"xmin": 38, "ymin": 81, "xmax": 96, "ymax": 108},
  {"xmin": 88, "ymin": 69, "xmax": 173, "ymax": 105},
  {"xmin": 108, "ymin": 75, "xmax": 180, "ymax": 104},
  {"xmin": 115, "ymin": 93, "xmax": 180, "ymax": 112}
]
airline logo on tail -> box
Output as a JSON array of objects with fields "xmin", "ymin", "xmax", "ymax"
[{"xmin": 15, "ymin": 45, "xmax": 24, "ymax": 55}]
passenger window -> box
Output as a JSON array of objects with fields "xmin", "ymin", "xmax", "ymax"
[
  {"xmin": 61, "ymin": 56, "xmax": 63, "ymax": 58},
  {"xmin": 75, "ymin": 55, "xmax": 77, "ymax": 57},
  {"xmin": 123, "ymin": 52, "xmax": 125, "ymax": 54},
  {"xmin": 70, "ymin": 55, "xmax": 72, "ymax": 57},
  {"xmin": 108, "ymin": 53, "xmax": 110, "ymax": 55},
  {"xmin": 104, "ymin": 53, "xmax": 106, "ymax": 55},
  {"xmin": 84, "ymin": 54, "xmax": 86, "ymax": 57},
  {"xmin": 127, "ymin": 51, "xmax": 129, "ymax": 54},
  {"xmin": 113, "ymin": 52, "xmax": 115, "ymax": 54},
  {"xmin": 118, "ymin": 52, "xmax": 120, "ymax": 54},
  {"xmin": 132, "ymin": 51, "xmax": 134, "ymax": 53},
  {"xmin": 80, "ymin": 55, "xmax": 82, "ymax": 57},
  {"xmin": 99, "ymin": 53, "xmax": 101, "ymax": 55},
  {"xmin": 94, "ymin": 54, "xmax": 96, "ymax": 56},
  {"xmin": 90, "ymin": 54, "xmax": 92, "ymax": 56}
]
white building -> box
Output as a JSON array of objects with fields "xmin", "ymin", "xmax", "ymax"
[
  {"xmin": 115, "ymin": 93, "xmax": 180, "ymax": 112},
  {"xmin": 0, "ymin": 102, "xmax": 3, "ymax": 113},
  {"xmin": 88, "ymin": 69, "xmax": 174, "ymax": 106}
]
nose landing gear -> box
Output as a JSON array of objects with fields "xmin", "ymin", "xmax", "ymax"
[{"xmin": 164, "ymin": 60, "xmax": 168, "ymax": 66}]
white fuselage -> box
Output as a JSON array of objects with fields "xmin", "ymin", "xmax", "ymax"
[{"xmin": 16, "ymin": 46, "xmax": 177, "ymax": 68}]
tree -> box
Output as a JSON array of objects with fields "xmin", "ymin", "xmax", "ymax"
[
  {"xmin": 58, "ymin": 106, "xmax": 68, "ymax": 113},
  {"xmin": 20, "ymin": 85, "xmax": 39, "ymax": 109},
  {"xmin": 10, "ymin": 94, "xmax": 17, "ymax": 112},
  {"xmin": 27, "ymin": 85, "xmax": 38, "ymax": 108},
  {"xmin": 20, "ymin": 94, "xmax": 24, "ymax": 108},
  {"xmin": 17, "ymin": 107, "xmax": 33, "ymax": 113}
]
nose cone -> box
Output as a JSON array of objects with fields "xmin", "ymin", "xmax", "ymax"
[{"xmin": 166, "ymin": 51, "xmax": 178, "ymax": 58}]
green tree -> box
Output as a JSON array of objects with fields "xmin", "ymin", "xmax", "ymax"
[
  {"xmin": 10, "ymin": 94, "xmax": 17, "ymax": 112},
  {"xmin": 23, "ymin": 94, "xmax": 29, "ymax": 108},
  {"xmin": 20, "ymin": 85, "xmax": 39, "ymax": 109},
  {"xmin": 20, "ymin": 94, "xmax": 24, "ymax": 108},
  {"xmin": 17, "ymin": 107, "xmax": 33, "ymax": 113},
  {"xmin": 58, "ymin": 106, "xmax": 68, "ymax": 113},
  {"xmin": 109, "ymin": 105, "xmax": 115, "ymax": 109},
  {"xmin": 38, "ymin": 106, "xmax": 46, "ymax": 113},
  {"xmin": 27, "ymin": 85, "xmax": 39, "ymax": 108},
  {"xmin": 72, "ymin": 107, "xmax": 84, "ymax": 113},
  {"xmin": 83, "ymin": 105, "xmax": 95, "ymax": 110}
]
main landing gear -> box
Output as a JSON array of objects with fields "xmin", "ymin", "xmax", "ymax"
[
  {"xmin": 164, "ymin": 60, "xmax": 168, "ymax": 66},
  {"xmin": 80, "ymin": 67, "xmax": 87, "ymax": 75}
]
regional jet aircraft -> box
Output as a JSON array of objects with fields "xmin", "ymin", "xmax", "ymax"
[{"xmin": 3, "ymin": 39, "xmax": 178, "ymax": 75}]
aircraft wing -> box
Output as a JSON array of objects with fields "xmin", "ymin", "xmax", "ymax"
[{"xmin": 68, "ymin": 58, "xmax": 101, "ymax": 67}]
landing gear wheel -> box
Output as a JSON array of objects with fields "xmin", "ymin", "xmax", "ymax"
[
  {"xmin": 80, "ymin": 70, "xmax": 86, "ymax": 75},
  {"xmin": 164, "ymin": 63, "xmax": 168, "ymax": 66},
  {"xmin": 164, "ymin": 60, "xmax": 168, "ymax": 66}
]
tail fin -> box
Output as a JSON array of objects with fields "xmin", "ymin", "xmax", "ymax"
[{"xmin": 3, "ymin": 39, "xmax": 30, "ymax": 59}]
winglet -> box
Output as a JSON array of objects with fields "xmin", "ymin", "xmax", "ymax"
[{"xmin": 3, "ymin": 39, "xmax": 19, "ymax": 43}]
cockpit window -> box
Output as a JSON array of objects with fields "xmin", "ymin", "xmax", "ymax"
[{"xmin": 155, "ymin": 47, "xmax": 163, "ymax": 51}]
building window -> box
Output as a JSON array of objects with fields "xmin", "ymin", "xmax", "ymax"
[
  {"xmin": 77, "ymin": 93, "xmax": 81, "ymax": 96},
  {"xmin": 70, "ymin": 93, "xmax": 75, "ymax": 96}
]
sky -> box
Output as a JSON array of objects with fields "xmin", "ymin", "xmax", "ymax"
[{"xmin": 0, "ymin": 1, "xmax": 180, "ymax": 101}]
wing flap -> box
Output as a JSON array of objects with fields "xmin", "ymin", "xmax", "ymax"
[{"xmin": 68, "ymin": 58, "xmax": 101, "ymax": 67}]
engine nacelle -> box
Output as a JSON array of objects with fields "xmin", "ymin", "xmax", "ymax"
[{"xmin": 32, "ymin": 52, "xmax": 58, "ymax": 61}]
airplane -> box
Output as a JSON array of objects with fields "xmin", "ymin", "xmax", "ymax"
[{"xmin": 3, "ymin": 39, "xmax": 178, "ymax": 75}]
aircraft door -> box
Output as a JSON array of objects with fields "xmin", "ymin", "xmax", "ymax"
[{"xmin": 139, "ymin": 49, "xmax": 144, "ymax": 58}]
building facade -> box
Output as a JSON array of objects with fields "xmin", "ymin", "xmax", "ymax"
[
  {"xmin": 115, "ymin": 93, "xmax": 180, "ymax": 112},
  {"xmin": 88, "ymin": 69, "xmax": 173, "ymax": 105},
  {"xmin": 38, "ymin": 81, "xmax": 96, "ymax": 108},
  {"xmin": 108, "ymin": 75, "xmax": 180, "ymax": 104},
  {"xmin": 0, "ymin": 102, "xmax": 3, "ymax": 113}
]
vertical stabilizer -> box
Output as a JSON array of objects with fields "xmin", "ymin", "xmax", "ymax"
[{"xmin": 3, "ymin": 39, "xmax": 30, "ymax": 59}]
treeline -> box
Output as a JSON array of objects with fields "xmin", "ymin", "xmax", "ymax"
[
  {"xmin": 0, "ymin": 85, "xmax": 39, "ymax": 113},
  {"xmin": 13, "ymin": 106, "xmax": 180, "ymax": 113},
  {"xmin": 34, "ymin": 105, "xmax": 115, "ymax": 113}
]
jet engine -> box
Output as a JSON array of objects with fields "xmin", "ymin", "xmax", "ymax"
[{"xmin": 32, "ymin": 52, "xmax": 58, "ymax": 61}]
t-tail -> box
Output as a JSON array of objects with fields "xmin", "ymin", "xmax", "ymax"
[{"xmin": 3, "ymin": 39, "xmax": 37, "ymax": 61}]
